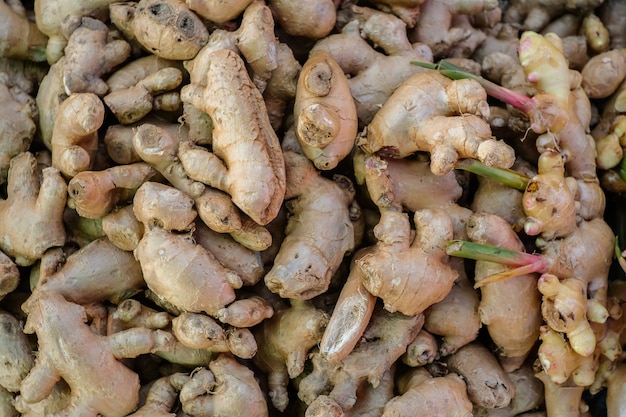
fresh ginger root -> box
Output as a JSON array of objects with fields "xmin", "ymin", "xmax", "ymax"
[
  {"xmin": 50, "ymin": 92, "xmax": 105, "ymax": 178},
  {"xmin": 504, "ymin": 0, "xmax": 603, "ymax": 32},
  {"xmin": 0, "ymin": 0, "xmax": 47, "ymax": 62},
  {"xmin": 0, "ymin": 310, "xmax": 34, "ymax": 394},
  {"xmin": 253, "ymin": 300, "xmax": 330, "ymax": 412},
  {"xmin": 17, "ymin": 290, "xmax": 174, "ymax": 417},
  {"xmin": 269, "ymin": 0, "xmax": 337, "ymax": 39},
  {"xmin": 264, "ymin": 150, "xmax": 356, "ymax": 300},
  {"xmin": 294, "ymin": 49, "xmax": 358, "ymax": 170},
  {"xmin": 180, "ymin": 48, "xmax": 286, "ymax": 226},
  {"xmin": 0, "ymin": 251, "xmax": 19, "ymax": 300},
  {"xmin": 534, "ymin": 370, "xmax": 587, "ymax": 417},
  {"xmin": 361, "ymin": 70, "xmax": 514, "ymax": 175},
  {"xmin": 581, "ymin": 49, "xmax": 626, "ymax": 100},
  {"xmin": 0, "ymin": 152, "xmax": 66, "ymax": 266},
  {"xmin": 185, "ymin": 0, "xmax": 252, "ymax": 23},
  {"xmin": 356, "ymin": 209, "xmax": 458, "ymax": 316}
]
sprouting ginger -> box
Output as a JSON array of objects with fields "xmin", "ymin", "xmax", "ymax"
[
  {"xmin": 264, "ymin": 149, "xmax": 356, "ymax": 299},
  {"xmin": 356, "ymin": 209, "xmax": 458, "ymax": 316},
  {"xmin": 17, "ymin": 290, "xmax": 174, "ymax": 417},
  {"xmin": 253, "ymin": 299, "xmax": 330, "ymax": 412},
  {"xmin": 180, "ymin": 48, "xmax": 286, "ymax": 226},
  {"xmin": 50, "ymin": 92, "xmax": 105, "ymax": 178},
  {"xmin": 294, "ymin": 49, "xmax": 358, "ymax": 170},
  {"xmin": 360, "ymin": 69, "xmax": 515, "ymax": 175}
]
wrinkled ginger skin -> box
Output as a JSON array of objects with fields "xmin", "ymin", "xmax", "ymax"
[
  {"xmin": 180, "ymin": 48, "xmax": 286, "ymax": 226},
  {"xmin": 264, "ymin": 150, "xmax": 355, "ymax": 300},
  {"xmin": 269, "ymin": 0, "xmax": 337, "ymax": 39},
  {"xmin": 362, "ymin": 70, "xmax": 514, "ymax": 175},
  {"xmin": 294, "ymin": 50, "xmax": 358, "ymax": 170}
]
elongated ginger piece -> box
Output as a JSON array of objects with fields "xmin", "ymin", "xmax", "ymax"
[
  {"xmin": 264, "ymin": 150, "xmax": 355, "ymax": 299},
  {"xmin": 357, "ymin": 209, "xmax": 457, "ymax": 316},
  {"xmin": 18, "ymin": 291, "xmax": 174, "ymax": 417},
  {"xmin": 361, "ymin": 70, "xmax": 514, "ymax": 175},
  {"xmin": 180, "ymin": 48, "xmax": 286, "ymax": 225},
  {"xmin": 179, "ymin": 355, "xmax": 268, "ymax": 417},
  {"xmin": 382, "ymin": 367, "xmax": 473, "ymax": 417},
  {"xmin": 0, "ymin": 152, "xmax": 66, "ymax": 266},
  {"xmin": 253, "ymin": 300, "xmax": 329, "ymax": 411},
  {"xmin": 51, "ymin": 92, "xmax": 104, "ymax": 178},
  {"xmin": 294, "ymin": 50, "xmax": 358, "ymax": 170}
]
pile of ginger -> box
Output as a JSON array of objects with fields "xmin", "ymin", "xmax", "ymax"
[{"xmin": 3, "ymin": 0, "xmax": 626, "ymax": 416}]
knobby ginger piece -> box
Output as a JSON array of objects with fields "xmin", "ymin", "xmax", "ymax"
[
  {"xmin": 0, "ymin": 311, "xmax": 34, "ymax": 393},
  {"xmin": 534, "ymin": 369, "xmax": 586, "ymax": 417},
  {"xmin": 401, "ymin": 329, "xmax": 439, "ymax": 367},
  {"xmin": 186, "ymin": 0, "xmax": 252, "ymax": 23}
]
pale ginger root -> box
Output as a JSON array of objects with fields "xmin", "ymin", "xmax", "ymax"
[
  {"xmin": 0, "ymin": 251, "xmax": 19, "ymax": 300},
  {"xmin": 67, "ymin": 162, "xmax": 158, "ymax": 219},
  {"xmin": 445, "ymin": 342, "xmax": 515, "ymax": 409},
  {"xmin": 342, "ymin": 365, "xmax": 395, "ymax": 417},
  {"xmin": 0, "ymin": 1, "xmax": 48, "ymax": 62},
  {"xmin": 269, "ymin": 0, "xmax": 337, "ymax": 39},
  {"xmin": 178, "ymin": 355, "xmax": 268, "ymax": 417},
  {"xmin": 126, "ymin": 375, "xmax": 180, "ymax": 417},
  {"xmin": 185, "ymin": 0, "xmax": 252, "ymax": 23},
  {"xmin": 365, "ymin": 0, "xmax": 425, "ymax": 28},
  {"xmin": 180, "ymin": 48, "xmax": 286, "ymax": 226},
  {"xmin": 409, "ymin": 0, "xmax": 499, "ymax": 58},
  {"xmin": 581, "ymin": 48, "xmax": 626, "ymax": 99},
  {"xmin": 61, "ymin": 17, "xmax": 132, "ymax": 96},
  {"xmin": 34, "ymin": 0, "xmax": 118, "ymax": 64},
  {"xmin": 595, "ymin": 115, "xmax": 626, "ymax": 170},
  {"xmin": 311, "ymin": 12, "xmax": 433, "ymax": 125},
  {"xmin": 50, "ymin": 92, "xmax": 104, "ymax": 178},
  {"xmin": 101, "ymin": 205, "xmax": 145, "ymax": 251},
  {"xmin": 522, "ymin": 149, "xmax": 579, "ymax": 240},
  {"xmin": 298, "ymin": 307, "xmax": 422, "ymax": 412},
  {"xmin": 0, "ymin": 310, "xmax": 34, "ymax": 394},
  {"xmin": 401, "ymin": 329, "xmax": 439, "ymax": 367},
  {"xmin": 253, "ymin": 299, "xmax": 330, "ymax": 412},
  {"xmin": 216, "ymin": 294, "xmax": 274, "ymax": 328},
  {"xmin": 108, "ymin": 298, "xmax": 171, "ymax": 334},
  {"xmin": 423, "ymin": 262, "xmax": 481, "ymax": 357},
  {"xmin": 0, "ymin": 152, "xmax": 66, "ymax": 266},
  {"xmin": 17, "ymin": 290, "xmax": 175, "ymax": 417},
  {"xmin": 534, "ymin": 365, "xmax": 587, "ymax": 417},
  {"xmin": 606, "ymin": 362, "xmax": 626, "ymax": 417},
  {"xmin": 0, "ymin": 74, "xmax": 37, "ymax": 184},
  {"xmin": 381, "ymin": 367, "xmax": 473, "ymax": 417},
  {"xmin": 264, "ymin": 150, "xmax": 355, "ymax": 299},
  {"xmin": 263, "ymin": 42, "xmax": 302, "ymax": 131},
  {"xmin": 294, "ymin": 49, "xmax": 358, "ymax": 170},
  {"xmin": 466, "ymin": 212, "xmax": 542, "ymax": 372},
  {"xmin": 361, "ymin": 70, "xmax": 514, "ymax": 175},
  {"xmin": 503, "ymin": 0, "xmax": 603, "ymax": 32},
  {"xmin": 356, "ymin": 209, "xmax": 458, "ymax": 316},
  {"xmin": 112, "ymin": 0, "xmax": 209, "ymax": 60}
]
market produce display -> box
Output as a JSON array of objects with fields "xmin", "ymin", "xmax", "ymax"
[{"xmin": 2, "ymin": 0, "xmax": 626, "ymax": 416}]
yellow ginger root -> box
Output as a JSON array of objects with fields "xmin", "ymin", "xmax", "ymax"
[
  {"xmin": 356, "ymin": 209, "xmax": 458, "ymax": 316},
  {"xmin": 253, "ymin": 300, "xmax": 330, "ymax": 412},
  {"xmin": 423, "ymin": 261, "xmax": 481, "ymax": 357},
  {"xmin": 539, "ymin": 274, "xmax": 599, "ymax": 357},
  {"xmin": 0, "ymin": 311, "xmax": 34, "ymax": 394},
  {"xmin": 0, "ymin": 74, "xmax": 37, "ymax": 184},
  {"xmin": 294, "ymin": 49, "xmax": 358, "ymax": 170},
  {"xmin": 467, "ymin": 212, "xmax": 542, "ymax": 371},
  {"xmin": 269, "ymin": 0, "xmax": 337, "ymax": 39},
  {"xmin": 185, "ymin": 0, "xmax": 252, "ymax": 23},
  {"xmin": 50, "ymin": 92, "xmax": 104, "ymax": 178},
  {"xmin": 381, "ymin": 367, "xmax": 473, "ymax": 417},
  {"xmin": 0, "ymin": 1, "xmax": 47, "ymax": 62},
  {"xmin": 0, "ymin": 152, "xmax": 66, "ymax": 266},
  {"xmin": 180, "ymin": 48, "xmax": 286, "ymax": 226},
  {"xmin": 34, "ymin": 0, "xmax": 119, "ymax": 64},
  {"xmin": 104, "ymin": 56, "xmax": 184, "ymax": 124},
  {"xmin": 113, "ymin": 0, "xmax": 209, "ymax": 60},
  {"xmin": 445, "ymin": 342, "xmax": 515, "ymax": 409},
  {"xmin": 178, "ymin": 355, "xmax": 268, "ymax": 417},
  {"xmin": 311, "ymin": 11, "xmax": 433, "ymax": 125},
  {"xmin": 361, "ymin": 70, "xmax": 514, "ymax": 175},
  {"xmin": 522, "ymin": 150, "xmax": 578, "ymax": 240},
  {"xmin": 17, "ymin": 291, "xmax": 175, "ymax": 417},
  {"xmin": 67, "ymin": 163, "xmax": 158, "ymax": 219},
  {"xmin": 264, "ymin": 150, "xmax": 355, "ymax": 300},
  {"xmin": 298, "ymin": 307, "xmax": 423, "ymax": 412}
]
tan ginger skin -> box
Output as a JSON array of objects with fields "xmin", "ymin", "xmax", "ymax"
[
  {"xmin": 17, "ymin": 291, "xmax": 174, "ymax": 417},
  {"xmin": 269, "ymin": 0, "xmax": 337, "ymax": 39},
  {"xmin": 0, "ymin": 0, "xmax": 47, "ymax": 62},
  {"xmin": 294, "ymin": 49, "xmax": 358, "ymax": 170},
  {"xmin": 186, "ymin": 0, "xmax": 253, "ymax": 24},
  {"xmin": 253, "ymin": 300, "xmax": 330, "ymax": 412},
  {"xmin": 180, "ymin": 48, "xmax": 286, "ymax": 226},
  {"xmin": 264, "ymin": 150, "xmax": 355, "ymax": 300},
  {"xmin": 0, "ymin": 152, "xmax": 66, "ymax": 266},
  {"xmin": 361, "ymin": 70, "xmax": 515, "ymax": 175},
  {"xmin": 356, "ymin": 209, "xmax": 458, "ymax": 316},
  {"xmin": 467, "ymin": 212, "xmax": 542, "ymax": 371},
  {"xmin": 0, "ymin": 311, "xmax": 34, "ymax": 394}
]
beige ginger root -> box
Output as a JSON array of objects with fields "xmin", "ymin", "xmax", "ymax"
[
  {"xmin": 185, "ymin": 0, "xmax": 253, "ymax": 23},
  {"xmin": 0, "ymin": 0, "xmax": 48, "ymax": 62},
  {"xmin": 180, "ymin": 48, "xmax": 286, "ymax": 226},
  {"xmin": 269, "ymin": 0, "xmax": 337, "ymax": 39},
  {"xmin": 294, "ymin": 49, "xmax": 358, "ymax": 170},
  {"xmin": 361, "ymin": 70, "xmax": 514, "ymax": 175},
  {"xmin": 356, "ymin": 209, "xmax": 458, "ymax": 316},
  {"xmin": 264, "ymin": 150, "xmax": 355, "ymax": 300},
  {"xmin": 0, "ymin": 310, "xmax": 34, "ymax": 394}
]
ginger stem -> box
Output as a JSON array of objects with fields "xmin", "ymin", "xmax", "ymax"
[{"xmin": 456, "ymin": 159, "xmax": 530, "ymax": 191}]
